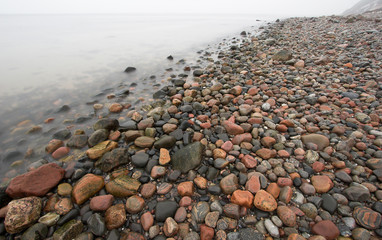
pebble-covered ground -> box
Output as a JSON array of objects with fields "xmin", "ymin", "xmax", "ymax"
[{"xmin": 0, "ymin": 11, "xmax": 382, "ymax": 240}]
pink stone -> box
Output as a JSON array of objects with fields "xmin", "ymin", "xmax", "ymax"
[
  {"xmin": 90, "ymin": 195, "xmax": 114, "ymax": 211},
  {"xmin": 51, "ymin": 147, "xmax": 70, "ymax": 159}
]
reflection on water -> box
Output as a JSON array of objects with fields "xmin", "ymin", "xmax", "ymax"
[{"xmin": 0, "ymin": 13, "xmax": 276, "ymax": 180}]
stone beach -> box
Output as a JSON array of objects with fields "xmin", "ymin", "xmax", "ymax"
[{"xmin": 0, "ymin": 11, "xmax": 382, "ymax": 240}]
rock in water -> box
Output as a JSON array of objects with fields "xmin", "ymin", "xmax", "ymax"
[
  {"xmin": 5, "ymin": 197, "xmax": 42, "ymax": 234},
  {"xmin": 6, "ymin": 163, "xmax": 65, "ymax": 198},
  {"xmin": 124, "ymin": 66, "xmax": 136, "ymax": 73},
  {"xmin": 93, "ymin": 118, "xmax": 119, "ymax": 131},
  {"xmin": 21, "ymin": 223, "xmax": 48, "ymax": 240},
  {"xmin": 171, "ymin": 142, "xmax": 204, "ymax": 173}
]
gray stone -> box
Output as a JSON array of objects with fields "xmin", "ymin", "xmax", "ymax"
[
  {"xmin": 191, "ymin": 201, "xmax": 210, "ymax": 223},
  {"xmin": 322, "ymin": 194, "xmax": 338, "ymax": 214},
  {"xmin": 239, "ymin": 228, "xmax": 265, "ymax": 240},
  {"xmin": 343, "ymin": 186, "xmax": 370, "ymax": 202},
  {"xmin": 155, "ymin": 201, "xmax": 178, "ymax": 222},
  {"xmin": 172, "ymin": 142, "xmax": 204, "ymax": 173},
  {"xmin": 21, "ymin": 223, "xmax": 48, "ymax": 240},
  {"xmin": 88, "ymin": 129, "xmax": 109, "ymax": 147},
  {"xmin": 264, "ymin": 219, "xmax": 279, "ymax": 238},
  {"xmin": 87, "ymin": 213, "xmax": 106, "ymax": 236},
  {"xmin": 95, "ymin": 148, "xmax": 129, "ymax": 172},
  {"xmin": 272, "ymin": 50, "xmax": 292, "ymax": 61},
  {"xmin": 154, "ymin": 135, "xmax": 177, "ymax": 149}
]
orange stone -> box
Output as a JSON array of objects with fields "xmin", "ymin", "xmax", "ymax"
[
  {"xmin": 254, "ymin": 190, "xmax": 277, "ymax": 212},
  {"xmin": 213, "ymin": 148, "xmax": 227, "ymax": 159},
  {"xmin": 231, "ymin": 190, "xmax": 254, "ymax": 208},
  {"xmin": 277, "ymin": 206, "xmax": 297, "ymax": 227},
  {"xmin": 159, "ymin": 148, "xmax": 171, "ymax": 165},
  {"xmin": 72, "ymin": 174, "xmax": 105, "ymax": 205},
  {"xmin": 311, "ymin": 175, "xmax": 333, "ymax": 193},
  {"xmin": 177, "ymin": 181, "xmax": 194, "ymax": 196},
  {"xmin": 245, "ymin": 175, "xmax": 261, "ymax": 194},
  {"xmin": 266, "ymin": 183, "xmax": 280, "ymax": 199}
]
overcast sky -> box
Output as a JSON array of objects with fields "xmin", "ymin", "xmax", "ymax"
[{"xmin": 0, "ymin": 0, "xmax": 360, "ymax": 16}]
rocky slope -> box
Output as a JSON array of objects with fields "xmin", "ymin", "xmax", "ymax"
[
  {"xmin": 0, "ymin": 12, "xmax": 381, "ymax": 240},
  {"xmin": 343, "ymin": 0, "xmax": 382, "ymax": 15}
]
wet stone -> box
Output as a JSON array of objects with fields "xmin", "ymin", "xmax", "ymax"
[
  {"xmin": 87, "ymin": 213, "xmax": 106, "ymax": 236},
  {"xmin": 353, "ymin": 206, "xmax": 382, "ymax": 230},
  {"xmin": 343, "ymin": 186, "xmax": 370, "ymax": 202},
  {"xmin": 131, "ymin": 152, "xmax": 149, "ymax": 168},
  {"xmin": 53, "ymin": 220, "xmax": 83, "ymax": 240},
  {"xmin": 172, "ymin": 142, "xmax": 205, "ymax": 173},
  {"xmin": 191, "ymin": 201, "xmax": 210, "ymax": 223},
  {"xmin": 155, "ymin": 200, "xmax": 178, "ymax": 222}
]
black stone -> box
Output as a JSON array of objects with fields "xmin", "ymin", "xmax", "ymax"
[
  {"xmin": 321, "ymin": 194, "xmax": 337, "ymax": 214},
  {"xmin": 155, "ymin": 201, "xmax": 178, "ymax": 222},
  {"xmin": 131, "ymin": 152, "xmax": 149, "ymax": 168},
  {"xmin": 57, "ymin": 209, "xmax": 80, "ymax": 226}
]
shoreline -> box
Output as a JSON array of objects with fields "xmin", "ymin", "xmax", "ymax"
[{"xmin": 1, "ymin": 12, "xmax": 382, "ymax": 240}]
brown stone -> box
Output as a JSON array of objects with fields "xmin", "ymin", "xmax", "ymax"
[
  {"xmin": 261, "ymin": 136, "xmax": 276, "ymax": 147},
  {"xmin": 194, "ymin": 176, "xmax": 208, "ymax": 189},
  {"xmin": 256, "ymin": 148, "xmax": 276, "ymax": 160},
  {"xmin": 46, "ymin": 139, "xmax": 64, "ymax": 154},
  {"xmin": 266, "ymin": 182, "xmax": 280, "ymax": 199},
  {"xmin": 105, "ymin": 204, "xmax": 126, "ymax": 230},
  {"xmin": 177, "ymin": 181, "xmax": 194, "ymax": 196},
  {"xmin": 44, "ymin": 194, "xmax": 60, "ymax": 212},
  {"xmin": 277, "ymin": 206, "xmax": 296, "ymax": 227},
  {"xmin": 134, "ymin": 136, "xmax": 155, "ymax": 148},
  {"xmin": 231, "ymin": 190, "xmax": 254, "ymax": 208},
  {"xmin": 223, "ymin": 120, "xmax": 244, "ymax": 135},
  {"xmin": 55, "ymin": 198, "xmax": 73, "ymax": 215},
  {"xmin": 157, "ymin": 183, "xmax": 173, "ymax": 195},
  {"xmin": 311, "ymin": 175, "xmax": 333, "ymax": 193},
  {"xmin": 90, "ymin": 195, "xmax": 114, "ymax": 211},
  {"xmin": 174, "ymin": 207, "xmax": 187, "ymax": 222},
  {"xmin": 105, "ymin": 175, "xmax": 141, "ymax": 198},
  {"xmin": 6, "ymin": 163, "xmax": 65, "ymax": 198},
  {"xmin": 121, "ymin": 232, "xmax": 145, "ymax": 240},
  {"xmin": 4, "ymin": 197, "xmax": 42, "ymax": 234},
  {"xmin": 159, "ymin": 148, "xmax": 171, "ymax": 165},
  {"xmin": 254, "ymin": 190, "xmax": 277, "ymax": 212},
  {"xmin": 57, "ymin": 183, "xmax": 72, "ymax": 196},
  {"xmin": 213, "ymin": 148, "xmax": 227, "ymax": 159},
  {"xmin": 200, "ymin": 224, "xmax": 214, "ymax": 240},
  {"xmin": 232, "ymin": 133, "xmax": 252, "ymax": 145},
  {"xmin": 125, "ymin": 195, "xmax": 145, "ymax": 214},
  {"xmin": 86, "ymin": 140, "xmax": 118, "ymax": 160},
  {"xmin": 150, "ymin": 166, "xmax": 166, "ymax": 178},
  {"xmin": 301, "ymin": 134, "xmax": 330, "ymax": 151},
  {"xmin": 311, "ymin": 220, "xmax": 340, "ymax": 240},
  {"xmin": 109, "ymin": 103, "xmax": 123, "ymax": 113},
  {"xmin": 141, "ymin": 211, "xmax": 154, "ymax": 231},
  {"xmin": 72, "ymin": 174, "xmax": 104, "ymax": 205},
  {"xmin": 163, "ymin": 217, "xmax": 178, "ymax": 237},
  {"xmin": 220, "ymin": 173, "xmax": 239, "ymax": 195},
  {"xmin": 223, "ymin": 203, "xmax": 240, "ymax": 219},
  {"xmin": 140, "ymin": 182, "xmax": 156, "ymax": 198},
  {"xmin": 241, "ymin": 154, "xmax": 257, "ymax": 168}
]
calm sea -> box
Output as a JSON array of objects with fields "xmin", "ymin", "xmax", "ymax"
[{"xmin": 0, "ymin": 13, "xmax": 277, "ymax": 178}]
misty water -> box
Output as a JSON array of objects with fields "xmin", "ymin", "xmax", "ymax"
[{"xmin": 0, "ymin": 13, "xmax": 277, "ymax": 179}]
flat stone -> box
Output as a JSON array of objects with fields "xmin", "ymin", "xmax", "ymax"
[
  {"xmin": 311, "ymin": 175, "xmax": 333, "ymax": 193},
  {"xmin": 95, "ymin": 148, "xmax": 129, "ymax": 172},
  {"xmin": 86, "ymin": 141, "xmax": 118, "ymax": 160},
  {"xmin": 343, "ymin": 186, "xmax": 370, "ymax": 202},
  {"xmin": 38, "ymin": 212, "xmax": 60, "ymax": 226},
  {"xmin": 134, "ymin": 136, "xmax": 155, "ymax": 148},
  {"xmin": 105, "ymin": 175, "xmax": 141, "ymax": 197},
  {"xmin": 153, "ymin": 135, "xmax": 176, "ymax": 149},
  {"xmin": 6, "ymin": 163, "xmax": 65, "ymax": 198},
  {"xmin": 155, "ymin": 200, "xmax": 178, "ymax": 222},
  {"xmin": 53, "ymin": 220, "xmax": 83, "ymax": 240},
  {"xmin": 131, "ymin": 152, "xmax": 149, "ymax": 168},
  {"xmin": 5, "ymin": 197, "xmax": 42, "ymax": 234},
  {"xmin": 164, "ymin": 217, "xmax": 178, "ymax": 237},
  {"xmin": 72, "ymin": 174, "xmax": 104, "ymax": 205},
  {"xmin": 21, "ymin": 223, "xmax": 48, "ymax": 240},
  {"xmin": 141, "ymin": 211, "xmax": 154, "ymax": 231},
  {"xmin": 177, "ymin": 181, "xmax": 194, "ymax": 196},
  {"xmin": 87, "ymin": 213, "xmax": 106, "ymax": 236},
  {"xmin": 366, "ymin": 158, "xmax": 382, "ymax": 170},
  {"xmin": 311, "ymin": 220, "xmax": 340, "ymax": 240},
  {"xmin": 353, "ymin": 206, "xmax": 382, "ymax": 230},
  {"xmin": 93, "ymin": 118, "xmax": 119, "ymax": 131},
  {"xmin": 322, "ymin": 193, "xmax": 338, "ymax": 214},
  {"xmin": 172, "ymin": 142, "xmax": 205, "ymax": 173},
  {"xmin": 301, "ymin": 134, "xmax": 330, "ymax": 151},
  {"xmin": 254, "ymin": 190, "xmax": 277, "ymax": 212},
  {"xmin": 223, "ymin": 203, "xmax": 240, "ymax": 219},
  {"xmin": 90, "ymin": 195, "xmax": 114, "ymax": 211}
]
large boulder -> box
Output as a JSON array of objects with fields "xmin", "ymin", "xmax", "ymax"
[
  {"xmin": 171, "ymin": 142, "xmax": 205, "ymax": 173},
  {"xmin": 5, "ymin": 196, "xmax": 42, "ymax": 234},
  {"xmin": 6, "ymin": 163, "xmax": 65, "ymax": 198}
]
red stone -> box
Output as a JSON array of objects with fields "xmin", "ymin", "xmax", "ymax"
[
  {"xmin": 311, "ymin": 175, "xmax": 333, "ymax": 193},
  {"xmin": 254, "ymin": 190, "xmax": 277, "ymax": 212},
  {"xmin": 90, "ymin": 195, "xmax": 114, "ymax": 211},
  {"xmin": 221, "ymin": 141, "xmax": 233, "ymax": 152},
  {"xmin": 241, "ymin": 155, "xmax": 257, "ymax": 168},
  {"xmin": 51, "ymin": 147, "xmax": 70, "ymax": 159},
  {"xmin": 278, "ymin": 150, "xmax": 290, "ymax": 158},
  {"xmin": 232, "ymin": 133, "xmax": 252, "ymax": 145},
  {"xmin": 277, "ymin": 206, "xmax": 297, "ymax": 227},
  {"xmin": 245, "ymin": 175, "xmax": 261, "ymax": 194},
  {"xmin": 261, "ymin": 137, "xmax": 276, "ymax": 147},
  {"xmin": 141, "ymin": 212, "xmax": 154, "ymax": 231},
  {"xmin": 312, "ymin": 162, "xmax": 325, "ymax": 172},
  {"xmin": 223, "ymin": 120, "xmax": 244, "ymax": 135},
  {"xmin": 231, "ymin": 190, "xmax": 254, "ymax": 208},
  {"xmin": 6, "ymin": 163, "xmax": 65, "ymax": 198},
  {"xmin": 277, "ymin": 178, "xmax": 293, "ymax": 187},
  {"xmin": 177, "ymin": 182, "xmax": 194, "ymax": 196},
  {"xmin": 200, "ymin": 224, "xmax": 214, "ymax": 240},
  {"xmin": 311, "ymin": 220, "xmax": 340, "ymax": 240},
  {"xmin": 256, "ymin": 148, "xmax": 276, "ymax": 159}
]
